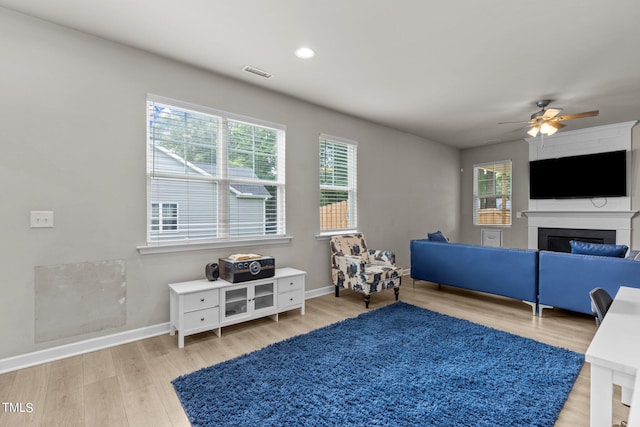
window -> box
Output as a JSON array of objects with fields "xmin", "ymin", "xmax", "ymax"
[
  {"xmin": 473, "ymin": 161, "xmax": 512, "ymax": 226},
  {"xmin": 146, "ymin": 95, "xmax": 286, "ymax": 245},
  {"xmin": 151, "ymin": 203, "xmax": 178, "ymax": 233},
  {"xmin": 319, "ymin": 135, "xmax": 357, "ymax": 232}
]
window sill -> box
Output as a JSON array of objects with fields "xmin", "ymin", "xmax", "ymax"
[
  {"xmin": 315, "ymin": 230, "xmax": 359, "ymax": 240},
  {"xmin": 137, "ymin": 235, "xmax": 293, "ymax": 255}
]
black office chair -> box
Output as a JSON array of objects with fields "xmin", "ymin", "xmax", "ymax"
[{"xmin": 589, "ymin": 287, "xmax": 613, "ymax": 326}]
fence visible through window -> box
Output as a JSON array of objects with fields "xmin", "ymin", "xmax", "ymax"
[{"xmin": 320, "ymin": 200, "xmax": 349, "ymax": 230}]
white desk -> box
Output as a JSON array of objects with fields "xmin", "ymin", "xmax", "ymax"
[
  {"xmin": 628, "ymin": 374, "xmax": 640, "ymax": 426},
  {"xmin": 585, "ymin": 286, "xmax": 640, "ymax": 427}
]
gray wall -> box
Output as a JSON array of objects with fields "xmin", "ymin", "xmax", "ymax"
[
  {"xmin": 0, "ymin": 8, "xmax": 460, "ymax": 359},
  {"xmin": 459, "ymin": 139, "xmax": 530, "ymax": 248}
]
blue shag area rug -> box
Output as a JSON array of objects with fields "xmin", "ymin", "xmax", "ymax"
[{"xmin": 172, "ymin": 302, "xmax": 584, "ymax": 427}]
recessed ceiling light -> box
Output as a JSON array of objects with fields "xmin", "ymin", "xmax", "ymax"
[{"xmin": 294, "ymin": 47, "xmax": 315, "ymax": 59}]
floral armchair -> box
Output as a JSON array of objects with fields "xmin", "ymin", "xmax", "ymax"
[{"xmin": 330, "ymin": 234, "xmax": 402, "ymax": 308}]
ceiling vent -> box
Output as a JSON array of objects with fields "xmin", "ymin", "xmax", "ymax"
[{"xmin": 242, "ymin": 66, "xmax": 273, "ymax": 79}]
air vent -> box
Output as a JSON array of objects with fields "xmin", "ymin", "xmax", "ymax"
[{"xmin": 242, "ymin": 66, "xmax": 273, "ymax": 79}]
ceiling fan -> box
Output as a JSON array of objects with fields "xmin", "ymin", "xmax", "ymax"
[{"xmin": 500, "ymin": 100, "xmax": 599, "ymax": 137}]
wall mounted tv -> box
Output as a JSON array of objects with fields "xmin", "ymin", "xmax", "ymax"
[{"xmin": 529, "ymin": 150, "xmax": 627, "ymax": 199}]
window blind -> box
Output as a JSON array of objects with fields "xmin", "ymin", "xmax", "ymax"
[
  {"xmin": 319, "ymin": 135, "xmax": 357, "ymax": 232},
  {"xmin": 147, "ymin": 95, "xmax": 286, "ymax": 244}
]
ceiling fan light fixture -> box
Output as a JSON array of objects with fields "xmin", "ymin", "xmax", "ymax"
[
  {"xmin": 540, "ymin": 122, "xmax": 558, "ymax": 136},
  {"xmin": 500, "ymin": 100, "xmax": 600, "ymax": 139}
]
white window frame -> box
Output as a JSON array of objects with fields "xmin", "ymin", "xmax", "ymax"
[
  {"xmin": 319, "ymin": 134, "xmax": 358, "ymax": 235},
  {"xmin": 473, "ymin": 160, "xmax": 512, "ymax": 227},
  {"xmin": 140, "ymin": 94, "xmax": 289, "ymax": 254}
]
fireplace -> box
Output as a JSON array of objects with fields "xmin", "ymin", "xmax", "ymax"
[{"xmin": 538, "ymin": 227, "xmax": 616, "ymax": 253}]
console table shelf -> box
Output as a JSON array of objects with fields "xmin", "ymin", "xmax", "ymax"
[{"xmin": 169, "ymin": 267, "xmax": 305, "ymax": 348}]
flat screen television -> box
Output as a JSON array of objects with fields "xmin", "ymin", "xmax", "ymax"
[{"xmin": 529, "ymin": 150, "xmax": 627, "ymax": 199}]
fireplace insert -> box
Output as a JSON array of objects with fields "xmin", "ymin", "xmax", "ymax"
[{"xmin": 538, "ymin": 227, "xmax": 616, "ymax": 253}]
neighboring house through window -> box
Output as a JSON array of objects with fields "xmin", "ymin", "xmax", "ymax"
[
  {"xmin": 473, "ymin": 160, "xmax": 512, "ymax": 226},
  {"xmin": 319, "ymin": 135, "xmax": 357, "ymax": 232},
  {"xmin": 151, "ymin": 203, "xmax": 178, "ymax": 233},
  {"xmin": 146, "ymin": 95, "xmax": 286, "ymax": 245}
]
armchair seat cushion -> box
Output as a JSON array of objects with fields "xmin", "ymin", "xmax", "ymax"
[{"xmin": 361, "ymin": 264, "xmax": 402, "ymax": 284}]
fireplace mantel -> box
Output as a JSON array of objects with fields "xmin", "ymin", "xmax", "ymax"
[{"xmin": 523, "ymin": 210, "xmax": 637, "ymax": 221}]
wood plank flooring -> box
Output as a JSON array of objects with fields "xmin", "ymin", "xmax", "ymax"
[{"xmin": 0, "ymin": 281, "xmax": 630, "ymax": 426}]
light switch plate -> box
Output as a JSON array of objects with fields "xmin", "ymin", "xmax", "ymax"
[{"xmin": 31, "ymin": 211, "xmax": 54, "ymax": 228}]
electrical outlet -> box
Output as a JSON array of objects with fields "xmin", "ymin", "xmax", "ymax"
[{"xmin": 31, "ymin": 211, "xmax": 54, "ymax": 228}]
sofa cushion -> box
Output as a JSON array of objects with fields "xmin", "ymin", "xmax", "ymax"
[
  {"xmin": 569, "ymin": 240, "xmax": 628, "ymax": 258},
  {"xmin": 427, "ymin": 230, "xmax": 449, "ymax": 243}
]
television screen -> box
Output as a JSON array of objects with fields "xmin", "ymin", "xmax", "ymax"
[{"xmin": 529, "ymin": 150, "xmax": 627, "ymax": 199}]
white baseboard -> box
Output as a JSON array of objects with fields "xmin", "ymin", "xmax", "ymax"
[
  {"xmin": 0, "ymin": 291, "xmax": 339, "ymax": 374},
  {"xmin": 1, "ymin": 280, "xmax": 416, "ymax": 375},
  {"xmin": 304, "ymin": 275, "xmax": 410, "ymax": 300},
  {"xmin": 0, "ymin": 323, "xmax": 170, "ymax": 374},
  {"xmin": 1, "ymin": 284, "xmax": 411, "ymax": 374},
  {"xmin": 305, "ymin": 286, "xmax": 334, "ymax": 299}
]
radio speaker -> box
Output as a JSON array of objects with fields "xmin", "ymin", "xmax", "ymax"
[{"xmin": 205, "ymin": 263, "xmax": 219, "ymax": 281}]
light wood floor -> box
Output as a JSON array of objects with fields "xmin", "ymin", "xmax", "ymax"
[{"xmin": 0, "ymin": 281, "xmax": 630, "ymax": 426}]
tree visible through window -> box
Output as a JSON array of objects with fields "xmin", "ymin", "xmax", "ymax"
[
  {"xmin": 146, "ymin": 95, "xmax": 286, "ymax": 244},
  {"xmin": 319, "ymin": 135, "xmax": 357, "ymax": 232},
  {"xmin": 473, "ymin": 161, "xmax": 512, "ymax": 226}
]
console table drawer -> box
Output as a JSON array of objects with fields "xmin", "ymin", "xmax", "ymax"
[
  {"xmin": 278, "ymin": 290, "xmax": 303, "ymax": 308},
  {"xmin": 278, "ymin": 276, "xmax": 304, "ymax": 294},
  {"xmin": 184, "ymin": 289, "xmax": 219, "ymax": 312},
  {"xmin": 184, "ymin": 307, "xmax": 219, "ymax": 331}
]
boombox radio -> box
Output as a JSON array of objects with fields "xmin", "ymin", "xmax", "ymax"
[{"xmin": 218, "ymin": 254, "xmax": 275, "ymax": 283}]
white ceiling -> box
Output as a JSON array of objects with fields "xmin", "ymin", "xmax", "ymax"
[{"xmin": 2, "ymin": 0, "xmax": 640, "ymax": 148}]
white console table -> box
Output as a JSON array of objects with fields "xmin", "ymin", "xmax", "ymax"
[
  {"xmin": 586, "ymin": 286, "xmax": 640, "ymax": 426},
  {"xmin": 169, "ymin": 267, "xmax": 305, "ymax": 348}
]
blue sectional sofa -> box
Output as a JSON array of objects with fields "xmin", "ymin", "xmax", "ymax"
[
  {"xmin": 410, "ymin": 239, "xmax": 640, "ymax": 316},
  {"xmin": 538, "ymin": 250, "xmax": 640, "ymax": 315},
  {"xmin": 410, "ymin": 239, "xmax": 539, "ymax": 314}
]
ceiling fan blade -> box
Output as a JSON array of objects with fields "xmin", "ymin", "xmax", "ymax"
[
  {"xmin": 542, "ymin": 108, "xmax": 562, "ymax": 119},
  {"xmin": 547, "ymin": 121, "xmax": 566, "ymax": 130},
  {"xmin": 508, "ymin": 124, "xmax": 532, "ymax": 133},
  {"xmin": 554, "ymin": 110, "xmax": 599, "ymax": 121}
]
